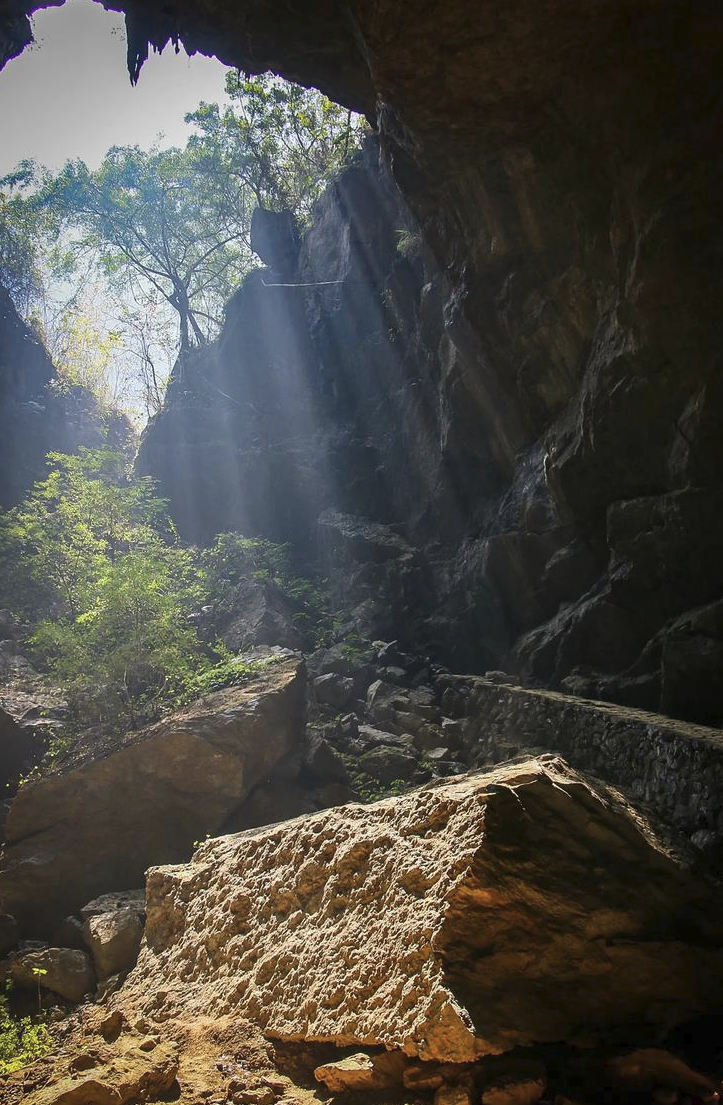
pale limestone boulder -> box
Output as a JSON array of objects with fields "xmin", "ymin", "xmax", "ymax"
[
  {"xmin": 81, "ymin": 889, "xmax": 146, "ymax": 980},
  {"xmin": 80, "ymin": 890, "xmax": 145, "ymax": 920},
  {"xmin": 314, "ymin": 1051, "xmax": 405, "ymax": 1092},
  {"xmin": 120, "ymin": 757, "xmax": 723, "ymax": 1060},
  {"xmin": 0, "ymin": 658, "xmax": 305, "ymax": 935},
  {"xmin": 84, "ymin": 908, "xmax": 144, "ymax": 981}
]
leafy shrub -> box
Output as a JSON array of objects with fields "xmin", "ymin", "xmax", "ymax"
[
  {"xmin": 0, "ymin": 453, "xmax": 344, "ymax": 748},
  {"xmin": 201, "ymin": 531, "xmax": 335, "ymax": 647},
  {"xmin": 201, "ymin": 532, "xmax": 292, "ymax": 595},
  {"xmin": 0, "ymin": 986, "xmax": 51, "ymax": 1075},
  {"xmin": 0, "ymin": 450, "xmax": 214, "ymax": 735},
  {"xmin": 180, "ymin": 652, "xmax": 285, "ymax": 701}
]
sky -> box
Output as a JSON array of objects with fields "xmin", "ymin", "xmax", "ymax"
[{"xmin": 0, "ymin": 0, "xmax": 231, "ymax": 176}]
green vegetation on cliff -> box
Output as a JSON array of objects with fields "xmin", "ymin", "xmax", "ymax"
[
  {"xmin": 0, "ymin": 450, "xmax": 331, "ymax": 743},
  {"xmin": 0, "ymin": 449, "xmax": 210, "ymax": 733}
]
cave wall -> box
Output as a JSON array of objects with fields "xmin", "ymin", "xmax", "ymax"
[
  {"xmin": 4, "ymin": 1, "xmax": 723, "ymax": 724},
  {"xmin": 0, "ymin": 286, "xmax": 129, "ymax": 508}
]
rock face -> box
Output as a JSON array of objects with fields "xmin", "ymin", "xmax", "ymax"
[
  {"xmin": 135, "ymin": 139, "xmax": 411, "ymax": 556},
  {"xmin": 437, "ymin": 673, "xmax": 723, "ymax": 864},
  {"xmin": 5, "ymin": 5, "xmax": 723, "ymax": 716},
  {"xmin": 0, "ymin": 285, "xmax": 131, "ymax": 510},
  {"xmin": 136, "ymin": 79, "xmax": 723, "ymax": 726},
  {"xmin": 120, "ymin": 758, "xmax": 723, "ymax": 1059},
  {"xmin": 0, "ymin": 657, "xmax": 305, "ymax": 935}
]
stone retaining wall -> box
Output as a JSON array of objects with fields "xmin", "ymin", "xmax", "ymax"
[{"xmin": 437, "ymin": 675, "xmax": 723, "ymax": 864}]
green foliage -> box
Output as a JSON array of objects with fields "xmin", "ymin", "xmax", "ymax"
[
  {"xmin": 201, "ymin": 532, "xmax": 334, "ymax": 647},
  {"xmin": 338, "ymin": 632, "xmax": 369, "ymax": 659},
  {"xmin": 36, "ymin": 76, "xmax": 365, "ymax": 359},
  {"xmin": 41, "ymin": 145, "xmax": 245, "ymax": 351},
  {"xmin": 202, "ymin": 531, "xmax": 294, "ymax": 592},
  {"xmin": 0, "ymin": 455, "xmax": 345, "ymax": 745},
  {"xmin": 0, "ymin": 985, "xmax": 52, "ymax": 1076},
  {"xmin": 31, "ymin": 967, "xmax": 47, "ymax": 1016},
  {"xmin": 0, "ymin": 449, "xmax": 174, "ymax": 622},
  {"xmin": 181, "ymin": 651, "xmax": 285, "ymax": 701},
  {"xmin": 395, "ymin": 227, "xmax": 422, "ymax": 259},
  {"xmin": 186, "ymin": 72, "xmax": 366, "ymax": 223},
  {"xmin": 43, "ymin": 299, "xmax": 124, "ymax": 410},
  {"xmin": 0, "ymin": 450, "xmax": 212, "ymax": 735},
  {"xmin": 0, "ymin": 162, "xmax": 53, "ymax": 317},
  {"xmin": 343, "ymin": 762, "xmax": 408, "ymax": 803}
]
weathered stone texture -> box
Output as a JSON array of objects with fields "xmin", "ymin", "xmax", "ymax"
[
  {"xmin": 4, "ymin": 946, "xmax": 95, "ymax": 1003},
  {"xmin": 0, "ymin": 658, "xmax": 305, "ymax": 935},
  {"xmin": 120, "ymin": 758, "xmax": 723, "ymax": 1060},
  {"xmin": 22, "ymin": 1038, "xmax": 179, "ymax": 1105}
]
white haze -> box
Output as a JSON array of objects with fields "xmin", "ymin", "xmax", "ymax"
[{"xmin": 0, "ymin": 0, "xmax": 230, "ymax": 176}]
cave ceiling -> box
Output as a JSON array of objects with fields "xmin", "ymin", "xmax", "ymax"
[{"xmin": 2, "ymin": 1, "xmax": 721, "ymax": 157}]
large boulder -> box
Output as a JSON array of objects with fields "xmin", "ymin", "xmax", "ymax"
[
  {"xmin": 5, "ymin": 946, "xmax": 95, "ymax": 1003},
  {"xmin": 120, "ymin": 757, "xmax": 723, "ymax": 1060},
  {"xmin": 83, "ymin": 903, "xmax": 145, "ymax": 982},
  {"xmin": 215, "ymin": 578, "xmax": 305, "ymax": 653},
  {"xmin": 0, "ymin": 658, "xmax": 305, "ymax": 935}
]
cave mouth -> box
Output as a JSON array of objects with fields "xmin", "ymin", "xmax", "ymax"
[{"xmin": 0, "ymin": 0, "xmax": 369, "ymax": 425}]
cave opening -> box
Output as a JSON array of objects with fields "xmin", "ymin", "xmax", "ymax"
[
  {"xmin": 2, "ymin": 0, "xmax": 723, "ymax": 1097},
  {"xmin": 0, "ymin": 0, "xmax": 371, "ymax": 428},
  {"xmin": 0, "ymin": 0, "xmax": 457, "ymax": 758}
]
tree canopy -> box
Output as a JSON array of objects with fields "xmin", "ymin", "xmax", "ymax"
[
  {"xmin": 36, "ymin": 73, "xmax": 365, "ymax": 363},
  {"xmin": 0, "ymin": 73, "xmax": 366, "ymax": 420},
  {"xmin": 44, "ymin": 145, "xmax": 244, "ymax": 351},
  {"xmin": 0, "ymin": 162, "xmax": 50, "ymax": 318},
  {"xmin": 185, "ymin": 71, "xmax": 362, "ymax": 221}
]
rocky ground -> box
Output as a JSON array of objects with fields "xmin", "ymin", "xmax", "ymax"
[{"xmin": 2, "ymin": 601, "xmax": 723, "ymax": 1104}]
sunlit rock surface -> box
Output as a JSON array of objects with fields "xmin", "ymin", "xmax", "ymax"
[
  {"xmin": 22, "ymin": 1037, "xmax": 179, "ymax": 1105},
  {"xmin": 0, "ymin": 657, "xmax": 305, "ymax": 935},
  {"xmin": 120, "ymin": 757, "xmax": 723, "ymax": 1059}
]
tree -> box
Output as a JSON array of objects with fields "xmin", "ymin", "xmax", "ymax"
[
  {"xmin": 40, "ymin": 75, "xmax": 366, "ymax": 357},
  {"xmin": 43, "ymin": 145, "xmax": 245, "ymax": 351},
  {"xmin": 0, "ymin": 162, "xmax": 50, "ymax": 316},
  {"xmin": 186, "ymin": 72, "xmax": 366, "ymax": 222},
  {"xmin": 43, "ymin": 295, "xmax": 125, "ymax": 410}
]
